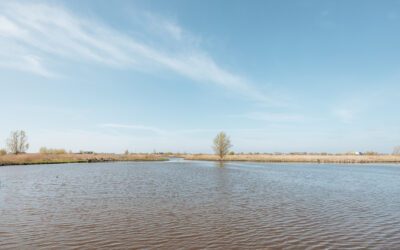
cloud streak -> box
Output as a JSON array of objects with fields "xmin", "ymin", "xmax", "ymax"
[
  {"xmin": 0, "ymin": 2, "xmax": 272, "ymax": 104},
  {"xmin": 238, "ymin": 112, "xmax": 305, "ymax": 123},
  {"xmin": 99, "ymin": 123, "xmax": 166, "ymax": 135}
]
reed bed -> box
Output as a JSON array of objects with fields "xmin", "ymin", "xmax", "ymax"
[
  {"xmin": 183, "ymin": 154, "xmax": 400, "ymax": 164},
  {"xmin": 0, "ymin": 153, "xmax": 167, "ymax": 166}
]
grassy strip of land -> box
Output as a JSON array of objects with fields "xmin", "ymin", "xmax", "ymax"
[
  {"xmin": 0, "ymin": 153, "xmax": 167, "ymax": 166},
  {"xmin": 182, "ymin": 154, "xmax": 400, "ymax": 164},
  {"xmin": 3, "ymin": 153, "xmax": 400, "ymax": 166}
]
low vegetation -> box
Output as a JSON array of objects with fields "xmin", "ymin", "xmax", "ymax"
[
  {"xmin": 183, "ymin": 153, "xmax": 400, "ymax": 163},
  {"xmin": 39, "ymin": 147, "xmax": 67, "ymax": 154},
  {"xmin": 0, "ymin": 153, "xmax": 167, "ymax": 166},
  {"xmin": 1, "ymin": 130, "xmax": 399, "ymax": 166}
]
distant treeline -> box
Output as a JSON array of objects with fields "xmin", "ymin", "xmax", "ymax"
[{"xmin": 1, "ymin": 130, "xmax": 400, "ymax": 157}]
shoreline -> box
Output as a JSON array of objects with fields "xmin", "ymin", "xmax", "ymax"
[{"xmin": 2, "ymin": 153, "xmax": 400, "ymax": 167}]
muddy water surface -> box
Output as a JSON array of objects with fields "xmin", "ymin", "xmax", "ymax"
[{"xmin": 1, "ymin": 161, "xmax": 400, "ymax": 249}]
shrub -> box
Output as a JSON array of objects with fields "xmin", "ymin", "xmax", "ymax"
[
  {"xmin": 0, "ymin": 149, "xmax": 6, "ymax": 156},
  {"xmin": 40, "ymin": 147, "xmax": 67, "ymax": 154},
  {"xmin": 79, "ymin": 150, "xmax": 94, "ymax": 154}
]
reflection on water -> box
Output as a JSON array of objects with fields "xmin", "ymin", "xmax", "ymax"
[
  {"xmin": 216, "ymin": 161, "xmax": 226, "ymax": 168},
  {"xmin": 1, "ymin": 161, "xmax": 400, "ymax": 249}
]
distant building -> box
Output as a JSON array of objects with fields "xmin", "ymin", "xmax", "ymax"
[{"xmin": 346, "ymin": 151, "xmax": 362, "ymax": 155}]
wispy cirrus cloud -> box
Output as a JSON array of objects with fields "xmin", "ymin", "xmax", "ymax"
[
  {"xmin": 98, "ymin": 122, "xmax": 299, "ymax": 136},
  {"xmin": 99, "ymin": 123, "xmax": 166, "ymax": 135},
  {"xmin": 233, "ymin": 112, "xmax": 305, "ymax": 123},
  {"xmin": 0, "ymin": 1, "xmax": 272, "ymax": 104}
]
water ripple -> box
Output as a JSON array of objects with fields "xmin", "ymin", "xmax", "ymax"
[{"xmin": 0, "ymin": 162, "xmax": 400, "ymax": 249}]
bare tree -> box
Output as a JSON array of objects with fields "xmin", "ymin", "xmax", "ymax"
[
  {"xmin": 7, "ymin": 130, "xmax": 29, "ymax": 154},
  {"xmin": 213, "ymin": 132, "xmax": 232, "ymax": 161},
  {"xmin": 393, "ymin": 146, "xmax": 400, "ymax": 155}
]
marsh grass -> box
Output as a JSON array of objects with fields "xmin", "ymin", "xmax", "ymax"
[
  {"xmin": 0, "ymin": 153, "xmax": 167, "ymax": 166},
  {"xmin": 183, "ymin": 154, "xmax": 400, "ymax": 164}
]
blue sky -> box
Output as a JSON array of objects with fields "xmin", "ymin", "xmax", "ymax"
[{"xmin": 0, "ymin": 0, "xmax": 399, "ymax": 153}]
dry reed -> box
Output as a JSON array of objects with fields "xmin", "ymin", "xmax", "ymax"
[
  {"xmin": 0, "ymin": 153, "xmax": 167, "ymax": 166},
  {"xmin": 183, "ymin": 154, "xmax": 400, "ymax": 164}
]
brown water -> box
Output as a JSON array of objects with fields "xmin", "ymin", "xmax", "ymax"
[{"xmin": 1, "ymin": 160, "xmax": 400, "ymax": 249}]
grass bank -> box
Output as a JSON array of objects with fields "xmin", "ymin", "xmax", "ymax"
[
  {"xmin": 182, "ymin": 154, "xmax": 400, "ymax": 164},
  {"xmin": 0, "ymin": 153, "xmax": 167, "ymax": 166}
]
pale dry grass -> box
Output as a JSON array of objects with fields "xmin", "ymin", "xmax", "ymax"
[
  {"xmin": 0, "ymin": 153, "xmax": 167, "ymax": 166},
  {"xmin": 183, "ymin": 154, "xmax": 400, "ymax": 164}
]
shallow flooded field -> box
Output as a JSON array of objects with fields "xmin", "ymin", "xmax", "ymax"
[{"xmin": 1, "ymin": 161, "xmax": 400, "ymax": 249}]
